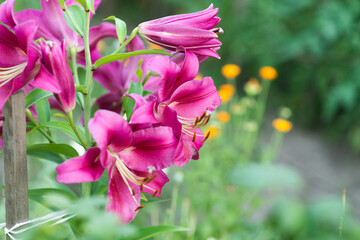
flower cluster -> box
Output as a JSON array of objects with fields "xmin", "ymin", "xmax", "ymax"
[{"xmin": 0, "ymin": 0, "xmax": 222, "ymax": 223}]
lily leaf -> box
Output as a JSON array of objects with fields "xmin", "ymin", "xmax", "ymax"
[
  {"xmin": 27, "ymin": 143, "xmax": 79, "ymax": 158},
  {"xmin": 30, "ymin": 121, "xmax": 87, "ymax": 146},
  {"xmin": 93, "ymin": 50, "xmax": 174, "ymax": 69},
  {"xmin": 131, "ymin": 225, "xmax": 188, "ymax": 240},
  {"xmin": 36, "ymin": 98, "xmax": 51, "ymax": 124},
  {"xmin": 105, "ymin": 16, "xmax": 127, "ymax": 44},
  {"xmin": 64, "ymin": 4, "xmax": 86, "ymax": 36},
  {"xmin": 25, "ymin": 88, "xmax": 52, "ymax": 109},
  {"xmin": 123, "ymin": 81, "xmax": 143, "ymax": 121}
]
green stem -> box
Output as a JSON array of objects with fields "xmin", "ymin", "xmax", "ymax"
[
  {"xmin": 256, "ymin": 79, "xmax": 271, "ymax": 125},
  {"xmin": 112, "ymin": 27, "xmax": 139, "ymax": 54},
  {"xmin": 26, "ymin": 109, "xmax": 55, "ymax": 143},
  {"xmin": 68, "ymin": 111, "xmax": 88, "ymax": 150},
  {"xmin": 82, "ymin": 182, "xmax": 91, "ymax": 198},
  {"xmin": 63, "ymin": 6, "xmax": 84, "ymax": 37},
  {"xmin": 70, "ymin": 47, "xmax": 85, "ymax": 109},
  {"xmin": 83, "ymin": 9, "xmax": 93, "ymax": 148}
]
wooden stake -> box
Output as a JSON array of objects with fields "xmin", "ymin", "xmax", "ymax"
[{"xmin": 3, "ymin": 91, "xmax": 28, "ymax": 238}]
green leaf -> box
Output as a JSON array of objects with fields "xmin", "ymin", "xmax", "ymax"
[
  {"xmin": 27, "ymin": 143, "xmax": 79, "ymax": 158},
  {"xmin": 36, "ymin": 98, "xmax": 51, "ymax": 124},
  {"xmin": 75, "ymin": 85, "xmax": 88, "ymax": 95},
  {"xmin": 64, "ymin": 4, "xmax": 86, "ymax": 36},
  {"xmin": 136, "ymin": 59, "xmax": 143, "ymax": 81},
  {"xmin": 32, "ymin": 121, "xmax": 87, "ymax": 146},
  {"xmin": 57, "ymin": 0, "xmax": 66, "ymax": 9},
  {"xmin": 105, "ymin": 16, "xmax": 127, "ymax": 44},
  {"xmin": 141, "ymin": 193, "xmax": 148, "ymax": 202},
  {"xmin": 131, "ymin": 226, "xmax": 188, "ymax": 240},
  {"xmin": 25, "ymin": 89, "xmax": 53, "ymax": 109},
  {"xmin": 27, "ymin": 151, "xmax": 64, "ymax": 164},
  {"xmin": 94, "ymin": 50, "xmax": 174, "ymax": 69},
  {"xmin": 86, "ymin": 0, "xmax": 95, "ymax": 13},
  {"xmin": 123, "ymin": 81, "xmax": 143, "ymax": 121},
  {"xmin": 0, "ymin": 185, "xmax": 4, "ymax": 189}
]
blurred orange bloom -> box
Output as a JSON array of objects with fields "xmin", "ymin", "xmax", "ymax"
[
  {"xmin": 221, "ymin": 64, "xmax": 241, "ymax": 79},
  {"xmin": 259, "ymin": 66, "xmax": 278, "ymax": 80},
  {"xmin": 217, "ymin": 111, "xmax": 231, "ymax": 123},
  {"xmin": 204, "ymin": 125, "xmax": 221, "ymax": 140},
  {"xmin": 96, "ymin": 40, "xmax": 107, "ymax": 53},
  {"xmin": 218, "ymin": 84, "xmax": 235, "ymax": 103},
  {"xmin": 272, "ymin": 118, "xmax": 293, "ymax": 133}
]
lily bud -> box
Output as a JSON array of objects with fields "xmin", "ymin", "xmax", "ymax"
[{"xmin": 138, "ymin": 4, "xmax": 222, "ymax": 59}]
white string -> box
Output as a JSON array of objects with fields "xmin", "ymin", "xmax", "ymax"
[{"xmin": 1, "ymin": 210, "xmax": 75, "ymax": 240}]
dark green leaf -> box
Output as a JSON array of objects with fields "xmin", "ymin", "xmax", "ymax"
[
  {"xmin": 27, "ymin": 151, "xmax": 64, "ymax": 164},
  {"xmin": 36, "ymin": 98, "xmax": 51, "ymax": 124},
  {"xmin": 27, "ymin": 143, "xmax": 78, "ymax": 158},
  {"xmin": 123, "ymin": 81, "xmax": 143, "ymax": 121},
  {"xmin": 94, "ymin": 50, "xmax": 174, "ymax": 69},
  {"xmin": 25, "ymin": 89, "xmax": 53, "ymax": 109}
]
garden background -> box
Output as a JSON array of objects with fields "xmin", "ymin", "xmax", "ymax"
[{"xmin": 1, "ymin": 0, "xmax": 360, "ymax": 239}]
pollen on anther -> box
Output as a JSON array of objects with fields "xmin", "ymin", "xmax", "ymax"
[
  {"xmin": 192, "ymin": 131, "xmax": 197, "ymax": 142},
  {"xmin": 152, "ymin": 189, "xmax": 159, "ymax": 197},
  {"xmin": 201, "ymin": 131, "xmax": 211, "ymax": 143},
  {"xmin": 135, "ymin": 205, "xmax": 145, "ymax": 211},
  {"xmin": 131, "ymin": 187, "xmax": 136, "ymax": 196}
]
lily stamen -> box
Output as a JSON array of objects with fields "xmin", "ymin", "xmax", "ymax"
[
  {"xmin": 201, "ymin": 131, "xmax": 211, "ymax": 143},
  {"xmin": 135, "ymin": 205, "xmax": 145, "ymax": 211}
]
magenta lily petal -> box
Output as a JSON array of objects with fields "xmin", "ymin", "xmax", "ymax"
[
  {"xmin": 130, "ymin": 101, "xmax": 158, "ymax": 125},
  {"xmin": 89, "ymin": 110, "xmax": 132, "ymax": 153},
  {"xmin": 30, "ymin": 65, "xmax": 61, "ymax": 94},
  {"xmin": 56, "ymin": 147, "xmax": 104, "ymax": 184},
  {"xmin": 106, "ymin": 168, "xmax": 141, "ymax": 223},
  {"xmin": 0, "ymin": 21, "xmax": 41, "ymax": 111},
  {"xmin": 138, "ymin": 4, "xmax": 222, "ymax": 58},
  {"xmin": 118, "ymin": 126, "xmax": 178, "ymax": 171},
  {"xmin": 39, "ymin": 41, "xmax": 76, "ymax": 112},
  {"xmin": 0, "ymin": 0, "xmax": 16, "ymax": 28},
  {"xmin": 138, "ymin": 170, "xmax": 169, "ymax": 198},
  {"xmin": 167, "ymin": 77, "xmax": 222, "ymax": 118},
  {"xmin": 172, "ymin": 50, "xmax": 199, "ymax": 89}
]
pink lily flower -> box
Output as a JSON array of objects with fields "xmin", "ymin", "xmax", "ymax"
[
  {"xmin": 1, "ymin": 0, "xmax": 101, "ymax": 47},
  {"xmin": 0, "ymin": 20, "xmax": 61, "ymax": 111},
  {"xmin": 138, "ymin": 4, "xmax": 222, "ymax": 59},
  {"xmin": 130, "ymin": 51, "xmax": 222, "ymax": 166},
  {"xmin": 37, "ymin": 41, "xmax": 76, "ymax": 113},
  {"xmin": 56, "ymin": 110, "xmax": 178, "ymax": 223}
]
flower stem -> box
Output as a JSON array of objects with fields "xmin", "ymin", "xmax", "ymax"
[
  {"xmin": 68, "ymin": 111, "xmax": 88, "ymax": 150},
  {"xmin": 63, "ymin": 5, "xmax": 84, "ymax": 37},
  {"xmin": 112, "ymin": 27, "xmax": 139, "ymax": 54},
  {"xmin": 70, "ymin": 47, "xmax": 85, "ymax": 110},
  {"xmin": 83, "ymin": 9, "xmax": 94, "ymax": 148}
]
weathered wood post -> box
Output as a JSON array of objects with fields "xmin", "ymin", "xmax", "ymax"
[{"xmin": 3, "ymin": 91, "xmax": 28, "ymax": 239}]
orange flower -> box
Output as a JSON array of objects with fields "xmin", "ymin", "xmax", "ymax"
[
  {"xmin": 221, "ymin": 64, "xmax": 241, "ymax": 79},
  {"xmin": 217, "ymin": 111, "xmax": 231, "ymax": 123},
  {"xmin": 272, "ymin": 118, "xmax": 293, "ymax": 133},
  {"xmin": 259, "ymin": 66, "xmax": 278, "ymax": 80},
  {"xmin": 96, "ymin": 40, "xmax": 107, "ymax": 53},
  {"xmin": 204, "ymin": 125, "xmax": 221, "ymax": 140},
  {"xmin": 218, "ymin": 84, "xmax": 235, "ymax": 103}
]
